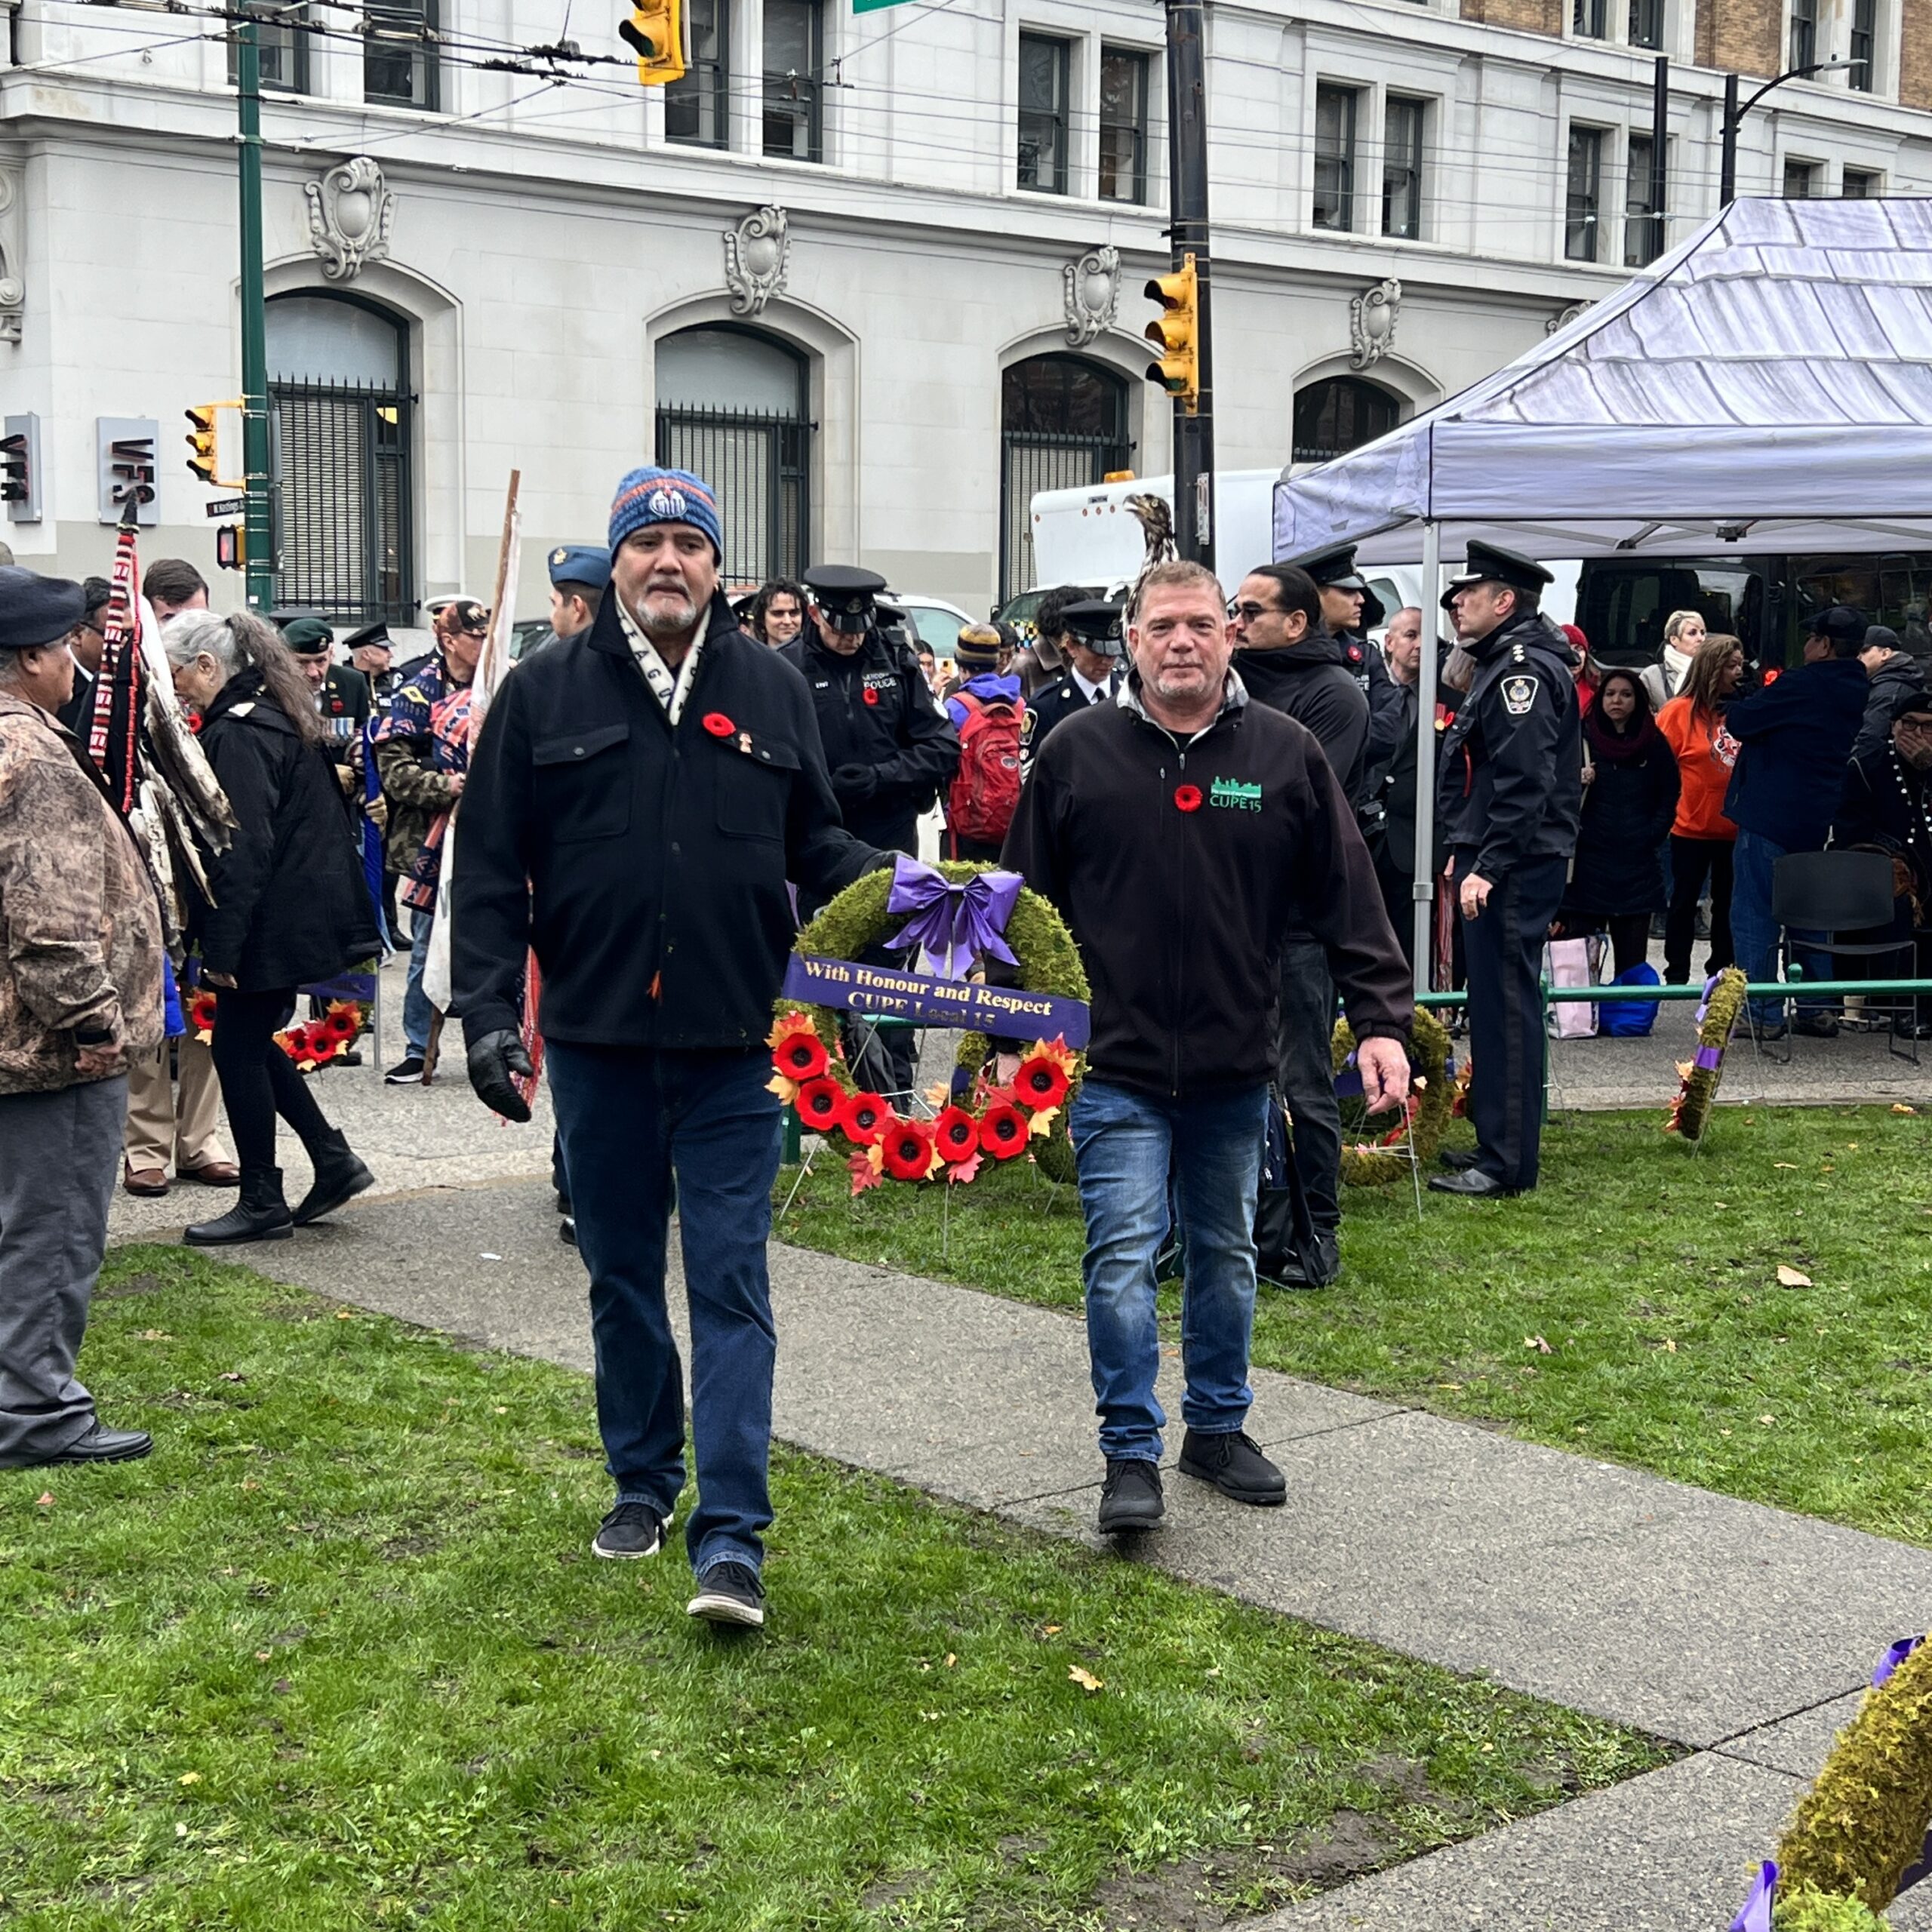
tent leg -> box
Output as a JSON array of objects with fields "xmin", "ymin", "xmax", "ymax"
[{"xmin": 1411, "ymin": 518, "xmax": 1441, "ymax": 996}]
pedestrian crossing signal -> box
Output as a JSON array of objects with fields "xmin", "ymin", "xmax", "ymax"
[
  {"xmin": 214, "ymin": 523, "xmax": 245, "ymax": 572},
  {"xmin": 620, "ymin": 0, "xmax": 685, "ymax": 83},
  {"xmin": 1144, "ymin": 256, "xmax": 1200, "ymax": 414},
  {"xmin": 185, "ymin": 402, "xmax": 245, "ymax": 488}
]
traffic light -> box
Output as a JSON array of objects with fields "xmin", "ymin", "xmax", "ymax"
[
  {"xmin": 184, "ymin": 401, "xmax": 245, "ymax": 488},
  {"xmin": 619, "ymin": 0, "xmax": 685, "ymax": 84},
  {"xmin": 214, "ymin": 523, "xmax": 245, "ymax": 572},
  {"xmin": 1144, "ymin": 255, "xmax": 1201, "ymax": 414}
]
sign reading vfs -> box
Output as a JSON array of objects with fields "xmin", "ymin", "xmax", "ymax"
[{"xmin": 97, "ymin": 417, "xmax": 159, "ymax": 528}]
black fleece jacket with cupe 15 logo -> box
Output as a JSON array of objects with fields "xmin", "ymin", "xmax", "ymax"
[{"xmin": 999, "ymin": 678, "xmax": 1413, "ymax": 1099}]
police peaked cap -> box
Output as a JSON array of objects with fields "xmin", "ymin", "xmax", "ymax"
[
  {"xmin": 547, "ymin": 543, "xmax": 612, "ymax": 595},
  {"xmin": 1287, "ymin": 542, "xmax": 1385, "ymax": 630},
  {"xmin": 1441, "ymin": 540, "xmax": 1553, "ymax": 611},
  {"xmin": 1060, "ymin": 598, "xmax": 1126, "ymax": 658},
  {"xmin": 803, "ymin": 564, "xmax": 888, "ymax": 633},
  {"xmin": 343, "ymin": 620, "xmax": 392, "ymax": 654},
  {"xmin": 0, "ymin": 566, "xmax": 84, "ymax": 651}
]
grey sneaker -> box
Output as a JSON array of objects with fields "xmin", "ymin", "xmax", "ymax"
[
  {"xmin": 590, "ymin": 1502, "xmax": 665, "ymax": 1560},
  {"xmin": 688, "ymin": 1560, "xmax": 765, "ymax": 1628}
]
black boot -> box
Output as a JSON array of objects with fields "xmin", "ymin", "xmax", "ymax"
[
  {"xmin": 184, "ymin": 1166, "xmax": 294, "ymax": 1244},
  {"xmin": 291, "ymin": 1129, "xmax": 374, "ymax": 1226}
]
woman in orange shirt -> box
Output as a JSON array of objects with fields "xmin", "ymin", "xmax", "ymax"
[{"xmin": 1655, "ymin": 635, "xmax": 1746, "ymax": 983}]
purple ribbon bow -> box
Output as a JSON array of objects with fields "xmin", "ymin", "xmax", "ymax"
[
  {"xmin": 886, "ymin": 854, "xmax": 1022, "ymax": 981},
  {"xmin": 1729, "ymin": 1860, "xmax": 1777, "ymax": 1932},
  {"xmin": 1875, "ymin": 1634, "xmax": 1924, "ymax": 1688}
]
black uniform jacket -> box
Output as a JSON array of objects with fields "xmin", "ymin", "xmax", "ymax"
[
  {"xmin": 1438, "ymin": 612, "xmax": 1583, "ymax": 880},
  {"xmin": 1837, "ymin": 743, "xmax": 1932, "ymax": 897},
  {"xmin": 1022, "ymin": 668, "xmax": 1118, "ymax": 772},
  {"xmin": 454, "ymin": 591, "xmax": 877, "ymax": 1051},
  {"xmin": 193, "ymin": 668, "xmax": 382, "ymax": 992},
  {"xmin": 1001, "ymin": 676, "xmax": 1411, "ymax": 1100},
  {"xmin": 1237, "ymin": 632, "xmax": 1373, "ymax": 802},
  {"xmin": 778, "ymin": 626, "xmax": 958, "ymax": 854}
]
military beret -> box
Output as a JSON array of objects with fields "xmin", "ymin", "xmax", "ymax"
[
  {"xmin": 0, "ymin": 567, "xmax": 85, "ymax": 651},
  {"xmin": 547, "ymin": 543, "xmax": 611, "ymax": 595},
  {"xmin": 279, "ymin": 617, "xmax": 335, "ymax": 654},
  {"xmin": 803, "ymin": 564, "xmax": 888, "ymax": 633}
]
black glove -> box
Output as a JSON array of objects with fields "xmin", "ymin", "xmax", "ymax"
[
  {"xmin": 466, "ymin": 1028, "xmax": 534, "ymax": 1123},
  {"xmin": 832, "ymin": 763, "xmax": 879, "ymax": 802}
]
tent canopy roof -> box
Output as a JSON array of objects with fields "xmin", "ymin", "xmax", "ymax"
[{"xmin": 1274, "ymin": 198, "xmax": 1932, "ymax": 566}]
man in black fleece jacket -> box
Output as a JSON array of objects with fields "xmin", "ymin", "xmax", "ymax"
[
  {"xmin": 1002, "ymin": 560, "xmax": 1411, "ymax": 1536},
  {"xmin": 1232, "ymin": 561, "xmax": 1372, "ymax": 1287}
]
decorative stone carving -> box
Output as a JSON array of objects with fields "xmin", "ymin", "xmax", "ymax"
[
  {"xmin": 1546, "ymin": 299, "xmax": 1596, "ymax": 335},
  {"xmin": 724, "ymin": 206, "xmax": 789, "ymax": 317},
  {"xmin": 304, "ymin": 157, "xmax": 395, "ymax": 284},
  {"xmin": 0, "ymin": 173, "xmax": 24, "ymax": 346},
  {"xmin": 1349, "ymin": 278, "xmax": 1401, "ymax": 370},
  {"xmin": 1062, "ymin": 245, "xmax": 1121, "ymax": 346}
]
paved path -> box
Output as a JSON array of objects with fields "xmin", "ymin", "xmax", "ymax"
[{"xmin": 112, "ymin": 1155, "xmax": 1932, "ymax": 1932}]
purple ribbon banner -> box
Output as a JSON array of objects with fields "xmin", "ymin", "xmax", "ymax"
[
  {"xmin": 1728, "ymin": 1860, "xmax": 1776, "ymax": 1932},
  {"xmin": 782, "ymin": 952, "xmax": 1090, "ymax": 1048},
  {"xmin": 1694, "ymin": 1044, "xmax": 1724, "ymax": 1071},
  {"xmin": 885, "ymin": 854, "xmax": 1023, "ymax": 981}
]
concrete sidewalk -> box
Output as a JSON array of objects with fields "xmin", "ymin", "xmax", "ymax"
[{"xmin": 118, "ymin": 1166, "xmax": 1932, "ymax": 1932}]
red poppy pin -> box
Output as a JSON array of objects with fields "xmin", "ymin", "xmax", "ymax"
[
  {"xmin": 863, "ymin": 688, "xmax": 881, "ymax": 706},
  {"xmin": 1174, "ymin": 783, "xmax": 1203, "ymax": 814},
  {"xmin": 702, "ymin": 712, "xmax": 735, "ymax": 737}
]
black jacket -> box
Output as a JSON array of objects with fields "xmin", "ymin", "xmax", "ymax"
[
  {"xmin": 1021, "ymin": 667, "xmax": 1119, "ymax": 773},
  {"xmin": 1238, "ymin": 634, "xmax": 1372, "ymax": 803},
  {"xmin": 1853, "ymin": 653, "xmax": 1927, "ymax": 767},
  {"xmin": 194, "ymin": 668, "xmax": 381, "ymax": 991},
  {"xmin": 777, "ymin": 627, "xmax": 958, "ymax": 856},
  {"xmin": 1563, "ymin": 728, "xmax": 1681, "ymax": 918},
  {"xmin": 454, "ymin": 591, "xmax": 877, "ymax": 1051},
  {"xmin": 1368, "ymin": 676, "xmax": 1426, "ymax": 875},
  {"xmin": 1358, "ymin": 638, "xmax": 1406, "ymax": 774},
  {"xmin": 1001, "ymin": 678, "xmax": 1411, "ymax": 1099},
  {"xmin": 1438, "ymin": 611, "xmax": 1583, "ymax": 878},
  {"xmin": 1836, "ymin": 743, "xmax": 1932, "ymax": 897}
]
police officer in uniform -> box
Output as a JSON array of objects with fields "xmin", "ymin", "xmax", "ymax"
[
  {"xmin": 526, "ymin": 544, "xmax": 611, "ymax": 660},
  {"xmin": 1021, "ymin": 597, "xmax": 1123, "ymax": 773},
  {"xmin": 342, "ymin": 621, "xmax": 401, "ymax": 715},
  {"xmin": 1288, "ymin": 542, "xmax": 1406, "ymax": 781},
  {"xmin": 1428, "ymin": 542, "xmax": 1582, "ymax": 1199},
  {"xmin": 783, "ymin": 565, "xmax": 959, "ymax": 1096}
]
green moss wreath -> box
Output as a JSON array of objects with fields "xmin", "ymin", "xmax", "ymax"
[
  {"xmin": 781, "ymin": 862, "xmax": 1089, "ymax": 1186},
  {"xmin": 1329, "ymin": 1008, "xmax": 1451, "ymax": 1186},
  {"xmin": 1666, "ymin": 967, "xmax": 1748, "ymax": 1143}
]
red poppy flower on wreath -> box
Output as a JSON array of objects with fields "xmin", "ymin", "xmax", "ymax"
[
  {"xmin": 932, "ymin": 1106, "xmax": 980, "ymax": 1165},
  {"xmin": 838, "ymin": 1091, "xmax": 890, "ymax": 1146},
  {"xmin": 702, "ymin": 712, "xmax": 735, "ymax": 738},
  {"xmin": 774, "ymin": 1029, "xmax": 829, "ymax": 1081},
  {"xmin": 794, "ymin": 1077, "xmax": 846, "ymax": 1133},
  {"xmin": 880, "ymin": 1118, "xmax": 937, "ymax": 1181},
  {"xmin": 1012, "ymin": 1052, "xmax": 1070, "ymax": 1114},
  {"xmin": 321, "ymin": 1004, "xmax": 360, "ymax": 1043},
  {"xmin": 863, "ymin": 688, "xmax": 880, "ymax": 706},
  {"xmin": 979, "ymin": 1101, "xmax": 1030, "ymax": 1161},
  {"xmin": 1174, "ymin": 783, "xmax": 1202, "ymax": 814}
]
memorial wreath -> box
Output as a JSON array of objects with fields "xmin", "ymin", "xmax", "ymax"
[
  {"xmin": 769, "ymin": 859, "xmax": 1089, "ymax": 1192},
  {"xmin": 1666, "ymin": 966, "xmax": 1747, "ymax": 1142},
  {"xmin": 1331, "ymin": 1007, "xmax": 1451, "ymax": 1186}
]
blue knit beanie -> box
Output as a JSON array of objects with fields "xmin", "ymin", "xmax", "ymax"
[{"xmin": 608, "ymin": 466, "xmax": 723, "ymax": 559}]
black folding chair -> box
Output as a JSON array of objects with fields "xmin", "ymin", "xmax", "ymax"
[{"xmin": 1751, "ymin": 851, "xmax": 1918, "ymax": 1063}]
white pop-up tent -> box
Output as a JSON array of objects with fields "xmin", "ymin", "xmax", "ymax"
[{"xmin": 1271, "ymin": 197, "xmax": 1932, "ymax": 984}]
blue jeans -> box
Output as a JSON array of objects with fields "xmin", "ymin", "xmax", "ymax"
[
  {"xmin": 546, "ymin": 1043, "xmax": 781, "ymax": 1576},
  {"xmin": 402, "ymin": 908, "xmax": 436, "ymax": 1059},
  {"xmin": 1731, "ymin": 830, "xmax": 1833, "ymax": 1025},
  {"xmin": 1070, "ymin": 1078, "xmax": 1269, "ymax": 1463}
]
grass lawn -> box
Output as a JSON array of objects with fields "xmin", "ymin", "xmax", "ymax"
[
  {"xmin": 0, "ymin": 1247, "xmax": 1667, "ymax": 1930},
  {"xmin": 776, "ymin": 1103, "xmax": 1932, "ymax": 1547}
]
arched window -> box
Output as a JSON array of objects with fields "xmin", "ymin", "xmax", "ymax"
[
  {"xmin": 1000, "ymin": 353, "xmax": 1129, "ymax": 603},
  {"xmin": 1292, "ymin": 375, "xmax": 1400, "ymax": 464},
  {"xmin": 655, "ymin": 326, "xmax": 811, "ymax": 583},
  {"xmin": 266, "ymin": 291, "xmax": 414, "ymax": 621}
]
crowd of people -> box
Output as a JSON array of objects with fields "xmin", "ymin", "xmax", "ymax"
[{"xmin": 4, "ymin": 469, "xmax": 1930, "ymax": 1641}]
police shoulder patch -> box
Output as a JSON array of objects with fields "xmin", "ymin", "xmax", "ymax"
[{"xmin": 1501, "ymin": 674, "xmax": 1539, "ymax": 717}]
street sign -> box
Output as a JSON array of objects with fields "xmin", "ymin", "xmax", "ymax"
[{"xmin": 205, "ymin": 495, "xmax": 246, "ymax": 518}]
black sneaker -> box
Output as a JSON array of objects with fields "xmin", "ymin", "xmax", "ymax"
[
  {"xmin": 384, "ymin": 1056, "xmax": 426, "ymax": 1085},
  {"xmin": 688, "ymin": 1560, "xmax": 765, "ymax": 1628},
  {"xmin": 1097, "ymin": 1457, "xmax": 1164, "ymax": 1534},
  {"xmin": 1178, "ymin": 1429, "xmax": 1287, "ymax": 1507},
  {"xmin": 590, "ymin": 1502, "xmax": 665, "ymax": 1560}
]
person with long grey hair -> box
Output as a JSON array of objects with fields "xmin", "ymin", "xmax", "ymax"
[{"xmin": 162, "ymin": 610, "xmax": 381, "ymax": 1243}]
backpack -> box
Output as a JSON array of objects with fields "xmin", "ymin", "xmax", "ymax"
[{"xmin": 946, "ymin": 691, "xmax": 1023, "ymax": 846}]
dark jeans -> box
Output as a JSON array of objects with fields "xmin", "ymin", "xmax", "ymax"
[
  {"xmin": 546, "ymin": 1042, "xmax": 781, "ymax": 1576},
  {"xmin": 1274, "ymin": 937, "xmax": 1341, "ymax": 1237},
  {"xmin": 1459, "ymin": 853, "xmax": 1567, "ymax": 1192},
  {"xmin": 208, "ymin": 987, "xmax": 334, "ymax": 1175},
  {"xmin": 1664, "ymin": 836, "xmax": 1734, "ymax": 983},
  {"xmin": 1732, "ymin": 829, "xmax": 1834, "ymax": 1026}
]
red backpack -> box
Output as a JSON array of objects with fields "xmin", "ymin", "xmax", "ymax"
[{"xmin": 946, "ymin": 691, "xmax": 1024, "ymax": 846}]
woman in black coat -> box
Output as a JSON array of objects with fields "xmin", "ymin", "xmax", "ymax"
[
  {"xmin": 1560, "ymin": 666, "xmax": 1681, "ymax": 977},
  {"xmin": 163, "ymin": 611, "xmax": 382, "ymax": 1243}
]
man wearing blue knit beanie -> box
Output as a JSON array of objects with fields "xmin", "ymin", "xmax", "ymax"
[{"xmin": 453, "ymin": 465, "xmax": 881, "ymax": 1629}]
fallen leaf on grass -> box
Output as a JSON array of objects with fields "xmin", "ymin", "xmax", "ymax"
[
  {"xmin": 1041, "ymin": 1624, "xmax": 1062, "ymax": 1636},
  {"xmin": 1774, "ymin": 1161, "xmax": 1798, "ymax": 1170},
  {"xmin": 1663, "ymin": 1338, "xmax": 1678, "ymax": 1354},
  {"xmin": 178, "ymin": 1773, "xmax": 201, "ymax": 1786},
  {"xmin": 255, "ymin": 1651, "xmax": 272, "ymax": 1663},
  {"xmin": 1523, "ymin": 1334, "xmax": 1554, "ymax": 1355},
  {"xmin": 334, "ymin": 1311, "xmax": 354, "ymax": 1321},
  {"xmin": 1894, "ymin": 1103, "xmax": 1918, "ymax": 1115},
  {"xmin": 35, "ymin": 1492, "xmax": 52, "ymax": 1507},
  {"xmin": 943, "ymin": 1654, "xmax": 957, "ymax": 1668},
  {"xmin": 1776, "ymin": 1266, "xmax": 1814, "ymax": 1288},
  {"xmin": 1068, "ymin": 1666, "xmax": 1103, "ymax": 1693},
  {"xmin": 220, "ymin": 1372, "xmax": 245, "ymax": 1383},
  {"xmin": 136, "ymin": 1330, "xmax": 173, "ymax": 1342},
  {"xmin": 1759, "ymin": 1414, "xmax": 1777, "ymax": 1426}
]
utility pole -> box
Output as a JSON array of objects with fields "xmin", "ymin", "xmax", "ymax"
[
  {"xmin": 235, "ymin": 12, "xmax": 275, "ymax": 613},
  {"xmin": 1162, "ymin": 0, "xmax": 1213, "ymax": 571}
]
